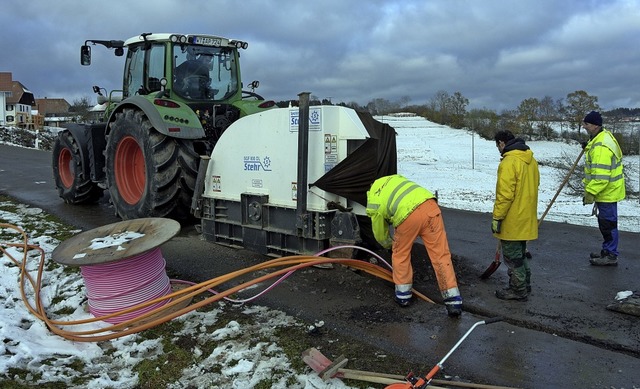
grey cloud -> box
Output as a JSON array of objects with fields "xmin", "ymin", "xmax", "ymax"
[{"xmin": 1, "ymin": 0, "xmax": 639, "ymax": 110}]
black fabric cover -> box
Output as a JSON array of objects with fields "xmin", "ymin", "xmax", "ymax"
[{"xmin": 311, "ymin": 111, "xmax": 397, "ymax": 207}]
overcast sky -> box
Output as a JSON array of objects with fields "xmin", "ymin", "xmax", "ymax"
[{"xmin": 1, "ymin": 0, "xmax": 639, "ymax": 111}]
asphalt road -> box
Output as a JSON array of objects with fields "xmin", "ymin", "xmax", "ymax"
[{"xmin": 1, "ymin": 143, "xmax": 639, "ymax": 388}]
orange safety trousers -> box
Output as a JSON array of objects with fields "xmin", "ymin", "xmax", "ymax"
[{"xmin": 391, "ymin": 199, "xmax": 458, "ymax": 293}]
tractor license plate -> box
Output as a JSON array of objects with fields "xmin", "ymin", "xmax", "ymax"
[{"xmin": 194, "ymin": 36, "xmax": 222, "ymax": 46}]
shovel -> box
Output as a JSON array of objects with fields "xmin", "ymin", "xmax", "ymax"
[
  {"xmin": 480, "ymin": 240, "xmax": 501, "ymax": 279},
  {"xmin": 302, "ymin": 345, "xmax": 515, "ymax": 389},
  {"xmin": 480, "ymin": 148, "xmax": 585, "ymax": 278}
]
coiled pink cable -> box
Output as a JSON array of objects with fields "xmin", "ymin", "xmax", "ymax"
[{"xmin": 80, "ymin": 247, "xmax": 172, "ymax": 324}]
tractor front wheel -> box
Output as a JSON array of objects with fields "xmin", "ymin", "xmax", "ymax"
[
  {"xmin": 106, "ymin": 108, "xmax": 199, "ymax": 220},
  {"xmin": 52, "ymin": 130, "xmax": 103, "ymax": 204}
]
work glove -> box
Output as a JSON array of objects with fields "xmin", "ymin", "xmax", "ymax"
[
  {"xmin": 380, "ymin": 238, "xmax": 393, "ymax": 250},
  {"xmin": 491, "ymin": 219, "xmax": 502, "ymax": 234},
  {"xmin": 580, "ymin": 140, "xmax": 588, "ymax": 150},
  {"xmin": 582, "ymin": 192, "xmax": 596, "ymax": 205}
]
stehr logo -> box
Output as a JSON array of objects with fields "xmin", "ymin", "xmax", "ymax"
[
  {"xmin": 309, "ymin": 109, "xmax": 320, "ymax": 126},
  {"xmin": 243, "ymin": 156, "xmax": 272, "ymax": 171},
  {"xmin": 290, "ymin": 108, "xmax": 322, "ymax": 131}
]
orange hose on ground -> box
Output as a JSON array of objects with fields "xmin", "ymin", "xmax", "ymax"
[{"xmin": 0, "ymin": 222, "xmax": 434, "ymax": 342}]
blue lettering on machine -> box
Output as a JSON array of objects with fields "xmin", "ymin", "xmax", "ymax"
[{"xmin": 243, "ymin": 156, "xmax": 272, "ymax": 171}]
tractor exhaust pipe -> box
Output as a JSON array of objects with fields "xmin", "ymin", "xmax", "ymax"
[{"xmin": 296, "ymin": 92, "xmax": 310, "ymax": 236}]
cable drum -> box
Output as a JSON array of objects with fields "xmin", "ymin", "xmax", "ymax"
[
  {"xmin": 81, "ymin": 247, "xmax": 172, "ymax": 324},
  {"xmin": 50, "ymin": 218, "xmax": 182, "ymax": 326}
]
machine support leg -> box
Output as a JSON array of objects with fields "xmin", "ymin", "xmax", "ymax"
[{"xmin": 296, "ymin": 92, "xmax": 311, "ymax": 235}]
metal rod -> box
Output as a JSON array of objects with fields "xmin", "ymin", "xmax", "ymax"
[{"xmin": 425, "ymin": 317, "xmax": 503, "ymax": 384}]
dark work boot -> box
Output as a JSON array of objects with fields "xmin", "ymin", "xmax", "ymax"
[
  {"xmin": 446, "ymin": 304, "xmax": 462, "ymax": 317},
  {"xmin": 589, "ymin": 253, "xmax": 618, "ymax": 266},
  {"xmin": 503, "ymin": 264, "xmax": 528, "ymax": 301},
  {"xmin": 590, "ymin": 250, "xmax": 605, "ymax": 259},
  {"xmin": 495, "ymin": 288, "xmax": 528, "ymax": 301},
  {"xmin": 444, "ymin": 296, "xmax": 462, "ymax": 318},
  {"xmin": 394, "ymin": 296, "xmax": 412, "ymax": 307}
]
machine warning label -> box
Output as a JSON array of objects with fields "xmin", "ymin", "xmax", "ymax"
[
  {"xmin": 291, "ymin": 182, "xmax": 297, "ymax": 201},
  {"xmin": 324, "ymin": 134, "xmax": 338, "ymax": 172},
  {"xmin": 210, "ymin": 175, "xmax": 221, "ymax": 192},
  {"xmin": 324, "ymin": 134, "xmax": 337, "ymax": 154},
  {"xmin": 243, "ymin": 156, "xmax": 272, "ymax": 171},
  {"xmin": 290, "ymin": 108, "xmax": 321, "ymax": 132}
]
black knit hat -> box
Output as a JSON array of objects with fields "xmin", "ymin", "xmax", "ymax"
[{"xmin": 583, "ymin": 111, "xmax": 602, "ymax": 126}]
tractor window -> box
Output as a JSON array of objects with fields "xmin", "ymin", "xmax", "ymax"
[
  {"xmin": 124, "ymin": 46, "xmax": 145, "ymax": 98},
  {"xmin": 173, "ymin": 44, "xmax": 239, "ymax": 101},
  {"xmin": 124, "ymin": 44, "xmax": 166, "ymax": 96},
  {"xmin": 146, "ymin": 44, "xmax": 165, "ymax": 93}
]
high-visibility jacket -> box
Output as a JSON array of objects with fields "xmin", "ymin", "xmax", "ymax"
[
  {"xmin": 493, "ymin": 143, "xmax": 540, "ymax": 241},
  {"xmin": 583, "ymin": 128, "xmax": 625, "ymax": 203},
  {"xmin": 366, "ymin": 175, "xmax": 435, "ymax": 249}
]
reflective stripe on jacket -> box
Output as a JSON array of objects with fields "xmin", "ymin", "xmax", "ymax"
[
  {"xmin": 583, "ymin": 129, "xmax": 625, "ymax": 202},
  {"xmin": 493, "ymin": 148, "xmax": 540, "ymax": 241},
  {"xmin": 366, "ymin": 174, "xmax": 435, "ymax": 248}
]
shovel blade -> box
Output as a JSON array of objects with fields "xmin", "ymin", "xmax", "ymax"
[
  {"xmin": 480, "ymin": 260, "xmax": 501, "ymax": 279},
  {"xmin": 481, "ymin": 241, "xmax": 502, "ymax": 279},
  {"xmin": 302, "ymin": 347, "xmax": 333, "ymax": 373}
]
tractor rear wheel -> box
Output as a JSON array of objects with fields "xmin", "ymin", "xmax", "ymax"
[
  {"xmin": 52, "ymin": 130, "xmax": 103, "ymax": 204},
  {"xmin": 106, "ymin": 108, "xmax": 199, "ymax": 220}
]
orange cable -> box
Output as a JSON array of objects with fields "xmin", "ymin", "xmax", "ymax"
[{"xmin": 0, "ymin": 222, "xmax": 434, "ymax": 342}]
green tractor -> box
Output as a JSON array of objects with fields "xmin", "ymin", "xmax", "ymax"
[{"xmin": 52, "ymin": 33, "xmax": 275, "ymax": 220}]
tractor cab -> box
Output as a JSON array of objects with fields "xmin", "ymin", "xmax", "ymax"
[
  {"xmin": 118, "ymin": 34, "xmax": 244, "ymax": 103},
  {"xmin": 81, "ymin": 33, "xmax": 274, "ymax": 141}
]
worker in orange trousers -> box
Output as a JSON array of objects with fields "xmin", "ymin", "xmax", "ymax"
[{"xmin": 366, "ymin": 174, "xmax": 462, "ymax": 317}]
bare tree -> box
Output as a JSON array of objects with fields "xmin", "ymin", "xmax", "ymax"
[
  {"xmin": 343, "ymin": 101, "xmax": 364, "ymax": 111},
  {"xmin": 448, "ymin": 91, "xmax": 469, "ymax": 128},
  {"xmin": 398, "ymin": 95, "xmax": 411, "ymax": 108},
  {"xmin": 366, "ymin": 98, "xmax": 391, "ymax": 115},
  {"xmin": 538, "ymin": 95, "xmax": 557, "ymax": 138},
  {"xmin": 70, "ymin": 96, "xmax": 93, "ymax": 123},
  {"xmin": 429, "ymin": 90, "xmax": 450, "ymax": 123},
  {"xmin": 517, "ymin": 97, "xmax": 540, "ymax": 137},
  {"xmin": 564, "ymin": 90, "xmax": 600, "ymax": 136}
]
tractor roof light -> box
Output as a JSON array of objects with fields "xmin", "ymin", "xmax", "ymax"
[
  {"xmin": 170, "ymin": 34, "xmax": 187, "ymax": 43},
  {"xmin": 231, "ymin": 40, "xmax": 248, "ymax": 50}
]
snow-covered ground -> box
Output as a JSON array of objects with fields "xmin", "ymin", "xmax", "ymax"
[
  {"xmin": 0, "ymin": 205, "xmax": 355, "ymax": 389},
  {"xmin": 384, "ymin": 115, "xmax": 640, "ymax": 233},
  {"xmin": 1, "ymin": 114, "xmax": 638, "ymax": 388}
]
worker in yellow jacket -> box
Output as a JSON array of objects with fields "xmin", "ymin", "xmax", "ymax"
[
  {"xmin": 581, "ymin": 111, "xmax": 625, "ymax": 266},
  {"xmin": 492, "ymin": 130, "xmax": 539, "ymax": 301},
  {"xmin": 366, "ymin": 174, "xmax": 462, "ymax": 317}
]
